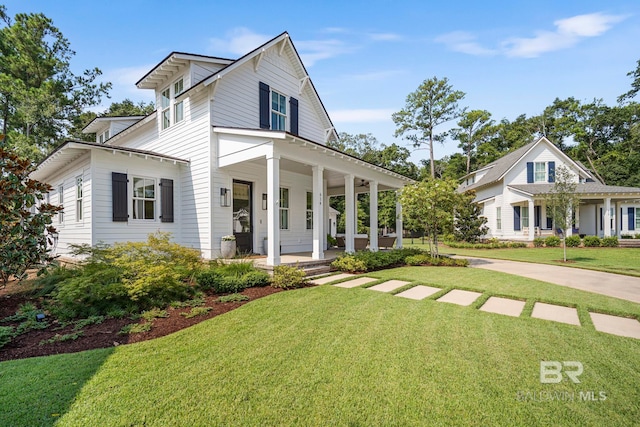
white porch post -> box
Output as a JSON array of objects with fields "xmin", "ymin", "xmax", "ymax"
[
  {"xmin": 615, "ymin": 201, "xmax": 620, "ymax": 237},
  {"xmin": 395, "ymin": 195, "xmax": 403, "ymax": 249},
  {"xmin": 267, "ymin": 154, "xmax": 280, "ymax": 266},
  {"xmin": 323, "ymin": 178, "xmax": 328, "ymax": 251},
  {"xmin": 566, "ymin": 205, "xmax": 573, "ymax": 237},
  {"xmin": 528, "ymin": 199, "xmax": 535, "ymax": 241},
  {"xmin": 345, "ymin": 174, "xmax": 355, "ymax": 253},
  {"xmin": 312, "ymin": 166, "xmax": 324, "ymax": 260},
  {"xmin": 604, "ymin": 198, "xmax": 611, "ymax": 237},
  {"xmin": 369, "ymin": 181, "xmax": 378, "ymax": 252}
]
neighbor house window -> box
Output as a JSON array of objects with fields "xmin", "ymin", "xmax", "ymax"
[
  {"xmin": 521, "ymin": 206, "xmax": 529, "ymax": 228},
  {"xmin": 271, "ymin": 90, "xmax": 286, "ymax": 131},
  {"xmin": 161, "ymin": 87, "xmax": 171, "ymax": 129},
  {"xmin": 496, "ymin": 207, "xmax": 501, "ymax": 230},
  {"xmin": 306, "ymin": 192, "xmax": 313, "ymax": 230},
  {"xmin": 76, "ymin": 176, "xmax": 83, "ymax": 221},
  {"xmin": 58, "ymin": 185, "xmax": 64, "ymax": 223},
  {"xmin": 98, "ymin": 130, "xmax": 109, "ymax": 143},
  {"xmin": 133, "ymin": 177, "xmax": 156, "ymax": 220},
  {"xmin": 279, "ymin": 187, "xmax": 289, "ymax": 230},
  {"xmin": 174, "ymin": 79, "xmax": 184, "ymax": 123},
  {"xmin": 534, "ymin": 162, "xmax": 545, "ymax": 182}
]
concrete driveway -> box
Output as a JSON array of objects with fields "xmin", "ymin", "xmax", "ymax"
[{"xmin": 460, "ymin": 257, "xmax": 640, "ymax": 304}]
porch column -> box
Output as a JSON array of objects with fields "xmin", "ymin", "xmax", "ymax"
[
  {"xmin": 312, "ymin": 166, "xmax": 324, "ymax": 260},
  {"xmin": 369, "ymin": 180, "xmax": 378, "ymax": 252},
  {"xmin": 267, "ymin": 154, "xmax": 280, "ymax": 266},
  {"xmin": 604, "ymin": 198, "xmax": 611, "ymax": 237},
  {"xmin": 396, "ymin": 194, "xmax": 403, "ymax": 248},
  {"xmin": 345, "ymin": 174, "xmax": 355, "ymax": 253},
  {"xmin": 566, "ymin": 206, "xmax": 573, "ymax": 237},
  {"xmin": 615, "ymin": 201, "xmax": 620, "ymax": 237},
  {"xmin": 528, "ymin": 199, "xmax": 535, "ymax": 241},
  {"xmin": 323, "ymin": 178, "xmax": 328, "ymax": 251}
]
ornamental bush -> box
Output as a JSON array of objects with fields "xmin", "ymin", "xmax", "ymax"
[
  {"xmin": 565, "ymin": 235, "xmax": 581, "ymax": 247},
  {"xmin": 601, "ymin": 236, "xmax": 619, "ymax": 247},
  {"xmin": 271, "ymin": 265, "xmax": 307, "ymax": 289},
  {"xmin": 544, "ymin": 236, "xmax": 561, "ymax": 247},
  {"xmin": 583, "ymin": 236, "xmax": 602, "ymax": 247},
  {"xmin": 533, "ymin": 238, "xmax": 545, "ymax": 248}
]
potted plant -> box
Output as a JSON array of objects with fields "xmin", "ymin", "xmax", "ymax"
[{"xmin": 221, "ymin": 235, "xmax": 236, "ymax": 258}]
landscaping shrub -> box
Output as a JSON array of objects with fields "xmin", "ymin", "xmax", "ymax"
[
  {"xmin": 331, "ymin": 248, "xmax": 424, "ymax": 273},
  {"xmin": 241, "ymin": 270, "xmax": 271, "ymax": 288},
  {"xmin": 507, "ymin": 242, "xmax": 528, "ymax": 248},
  {"xmin": 544, "ymin": 236, "xmax": 561, "ymax": 247},
  {"xmin": 565, "ymin": 235, "xmax": 581, "ymax": 247},
  {"xmin": 533, "ymin": 238, "xmax": 545, "ymax": 247},
  {"xmin": 271, "ymin": 265, "xmax": 307, "ymax": 289},
  {"xmin": 601, "ymin": 236, "xmax": 619, "ymax": 247},
  {"xmin": 218, "ymin": 293, "xmax": 250, "ymax": 303},
  {"xmin": 583, "ymin": 236, "xmax": 602, "ymax": 247},
  {"xmin": 181, "ymin": 307, "xmax": 212, "ymax": 318},
  {"xmin": 445, "ymin": 240, "xmax": 527, "ymax": 249},
  {"xmin": 330, "ymin": 256, "xmax": 368, "ymax": 273},
  {"xmin": 0, "ymin": 326, "xmax": 15, "ymax": 349},
  {"xmin": 404, "ymin": 254, "xmax": 432, "ymax": 266},
  {"xmin": 196, "ymin": 264, "xmax": 270, "ymax": 293}
]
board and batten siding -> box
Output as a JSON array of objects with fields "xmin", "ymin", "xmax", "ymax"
[{"xmin": 211, "ymin": 46, "xmax": 327, "ymax": 144}]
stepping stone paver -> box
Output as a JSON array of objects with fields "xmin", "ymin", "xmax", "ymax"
[
  {"xmin": 479, "ymin": 297, "xmax": 526, "ymax": 317},
  {"xmin": 334, "ymin": 277, "xmax": 378, "ymax": 288},
  {"xmin": 590, "ymin": 313, "xmax": 640, "ymax": 339},
  {"xmin": 310, "ymin": 273, "xmax": 355, "ymax": 285},
  {"xmin": 531, "ymin": 302, "xmax": 580, "ymax": 326},
  {"xmin": 369, "ymin": 280, "xmax": 411, "ymax": 293},
  {"xmin": 437, "ymin": 289, "xmax": 482, "ymax": 306},
  {"xmin": 395, "ymin": 285, "xmax": 442, "ymax": 300}
]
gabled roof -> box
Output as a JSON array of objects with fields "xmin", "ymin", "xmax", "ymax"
[
  {"xmin": 136, "ymin": 52, "xmax": 234, "ymax": 89},
  {"xmin": 82, "ymin": 116, "xmax": 146, "ymax": 134},
  {"xmin": 508, "ymin": 183, "xmax": 640, "ymax": 197},
  {"xmin": 463, "ymin": 137, "xmax": 594, "ymax": 191}
]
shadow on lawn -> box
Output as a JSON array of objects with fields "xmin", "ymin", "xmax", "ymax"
[
  {"xmin": 566, "ymin": 257, "xmax": 596, "ymax": 262},
  {"xmin": 0, "ymin": 347, "xmax": 114, "ymax": 427}
]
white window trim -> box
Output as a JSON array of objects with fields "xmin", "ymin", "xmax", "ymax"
[
  {"xmin": 161, "ymin": 77, "xmax": 185, "ymax": 131},
  {"xmin": 534, "ymin": 162, "xmax": 546, "ymax": 183},
  {"xmin": 521, "ymin": 205, "xmax": 529, "ymax": 229},
  {"xmin": 131, "ymin": 176, "xmax": 157, "ymax": 221},
  {"xmin": 58, "ymin": 184, "xmax": 64, "ymax": 224},
  {"xmin": 76, "ymin": 176, "xmax": 83, "ymax": 222},
  {"xmin": 306, "ymin": 191, "xmax": 313, "ymax": 230},
  {"xmin": 279, "ymin": 187, "xmax": 289, "ymax": 230},
  {"xmin": 496, "ymin": 207, "xmax": 501, "ymax": 231},
  {"xmin": 161, "ymin": 87, "xmax": 171, "ymax": 130},
  {"xmin": 271, "ymin": 89, "xmax": 287, "ymax": 131}
]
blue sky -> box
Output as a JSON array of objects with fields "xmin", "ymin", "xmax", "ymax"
[{"xmin": 4, "ymin": 1, "xmax": 640, "ymax": 163}]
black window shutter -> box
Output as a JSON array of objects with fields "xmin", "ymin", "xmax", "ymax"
[
  {"xmin": 112, "ymin": 172, "xmax": 128, "ymax": 222},
  {"xmin": 289, "ymin": 97, "xmax": 299, "ymax": 135},
  {"xmin": 546, "ymin": 216, "xmax": 553, "ymax": 229},
  {"xmin": 514, "ymin": 206, "xmax": 521, "ymax": 231},
  {"xmin": 599, "ymin": 208, "xmax": 603, "ymax": 231},
  {"xmin": 259, "ymin": 82, "xmax": 270, "ymax": 129},
  {"xmin": 548, "ymin": 161, "xmax": 555, "ymax": 183},
  {"xmin": 526, "ymin": 162, "xmax": 534, "ymax": 183},
  {"xmin": 629, "ymin": 207, "xmax": 635, "ymax": 231},
  {"xmin": 160, "ymin": 178, "xmax": 174, "ymax": 223}
]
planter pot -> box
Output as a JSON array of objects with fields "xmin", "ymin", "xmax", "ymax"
[{"xmin": 221, "ymin": 240, "xmax": 236, "ymax": 258}]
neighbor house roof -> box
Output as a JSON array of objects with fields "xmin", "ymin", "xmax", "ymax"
[
  {"xmin": 508, "ymin": 183, "xmax": 640, "ymax": 197},
  {"xmin": 82, "ymin": 116, "xmax": 146, "ymax": 134}
]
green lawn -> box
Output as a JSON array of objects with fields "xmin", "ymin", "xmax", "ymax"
[
  {"xmin": 1, "ymin": 268, "xmax": 640, "ymax": 426},
  {"xmin": 408, "ymin": 242, "xmax": 640, "ymax": 277}
]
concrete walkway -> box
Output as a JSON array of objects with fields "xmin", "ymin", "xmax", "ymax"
[{"xmin": 460, "ymin": 257, "xmax": 640, "ymax": 304}]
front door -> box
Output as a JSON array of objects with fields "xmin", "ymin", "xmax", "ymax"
[{"xmin": 233, "ymin": 180, "xmax": 253, "ymax": 253}]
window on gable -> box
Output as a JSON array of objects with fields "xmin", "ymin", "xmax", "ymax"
[
  {"xmin": 98, "ymin": 130, "xmax": 110, "ymax": 144},
  {"xmin": 271, "ymin": 90, "xmax": 287, "ymax": 131},
  {"xmin": 76, "ymin": 176, "xmax": 83, "ymax": 221},
  {"xmin": 279, "ymin": 187, "xmax": 289, "ymax": 230},
  {"xmin": 133, "ymin": 177, "xmax": 156, "ymax": 220},
  {"xmin": 534, "ymin": 162, "xmax": 545, "ymax": 182},
  {"xmin": 161, "ymin": 88, "xmax": 171, "ymax": 130},
  {"xmin": 306, "ymin": 192, "xmax": 313, "ymax": 230}
]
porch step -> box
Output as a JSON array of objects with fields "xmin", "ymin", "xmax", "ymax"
[
  {"xmin": 302, "ymin": 265, "xmax": 332, "ymax": 277},
  {"xmin": 619, "ymin": 239, "xmax": 640, "ymax": 248}
]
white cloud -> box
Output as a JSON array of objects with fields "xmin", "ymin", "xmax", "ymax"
[
  {"xmin": 295, "ymin": 39, "xmax": 352, "ymax": 67},
  {"xmin": 101, "ymin": 64, "xmax": 156, "ymax": 105},
  {"xmin": 435, "ymin": 31, "xmax": 497, "ymax": 56},
  {"xmin": 330, "ymin": 108, "xmax": 395, "ymax": 123},
  {"xmin": 209, "ymin": 27, "xmax": 272, "ymax": 55},
  {"xmin": 503, "ymin": 12, "xmax": 626, "ymax": 58},
  {"xmin": 368, "ymin": 32, "xmax": 402, "ymax": 41}
]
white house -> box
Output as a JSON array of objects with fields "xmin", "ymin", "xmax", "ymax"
[
  {"xmin": 459, "ymin": 137, "xmax": 640, "ymax": 240},
  {"xmin": 31, "ymin": 32, "xmax": 413, "ymax": 266}
]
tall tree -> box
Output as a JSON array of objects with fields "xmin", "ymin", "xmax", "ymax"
[
  {"xmin": 392, "ymin": 77, "xmax": 465, "ymax": 178},
  {"xmin": 451, "ymin": 109, "xmax": 493, "ymax": 174},
  {"xmin": 618, "ymin": 59, "xmax": 640, "ymax": 103},
  {"xmin": 544, "ymin": 166, "xmax": 580, "ymax": 262},
  {"xmin": 0, "ymin": 8, "xmax": 110, "ymax": 160}
]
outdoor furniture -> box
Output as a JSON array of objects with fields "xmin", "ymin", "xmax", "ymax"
[
  {"xmin": 378, "ymin": 236, "xmax": 396, "ymax": 249},
  {"xmin": 336, "ymin": 236, "xmax": 345, "ymax": 247},
  {"xmin": 354, "ymin": 237, "xmax": 369, "ymax": 250}
]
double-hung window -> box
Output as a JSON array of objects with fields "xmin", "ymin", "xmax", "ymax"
[
  {"xmin": 496, "ymin": 207, "xmax": 501, "ymax": 230},
  {"xmin": 58, "ymin": 185, "xmax": 64, "ymax": 223},
  {"xmin": 174, "ymin": 79, "xmax": 184, "ymax": 123},
  {"xmin": 161, "ymin": 88, "xmax": 171, "ymax": 130},
  {"xmin": 76, "ymin": 176, "xmax": 83, "ymax": 221},
  {"xmin": 521, "ymin": 206, "xmax": 529, "ymax": 228},
  {"xmin": 133, "ymin": 177, "xmax": 156, "ymax": 220},
  {"xmin": 306, "ymin": 192, "xmax": 313, "ymax": 230},
  {"xmin": 271, "ymin": 90, "xmax": 286, "ymax": 131},
  {"xmin": 534, "ymin": 162, "xmax": 545, "ymax": 182},
  {"xmin": 279, "ymin": 187, "xmax": 289, "ymax": 230}
]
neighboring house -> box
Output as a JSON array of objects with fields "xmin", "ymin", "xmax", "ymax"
[
  {"xmin": 459, "ymin": 137, "xmax": 640, "ymax": 240},
  {"xmin": 32, "ymin": 32, "xmax": 412, "ymax": 265}
]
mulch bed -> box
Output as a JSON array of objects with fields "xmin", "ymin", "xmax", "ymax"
[{"xmin": 0, "ymin": 285, "xmax": 282, "ymax": 362}]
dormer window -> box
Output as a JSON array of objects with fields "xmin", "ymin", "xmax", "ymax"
[
  {"xmin": 98, "ymin": 129, "xmax": 110, "ymax": 144},
  {"xmin": 161, "ymin": 78, "xmax": 184, "ymax": 130}
]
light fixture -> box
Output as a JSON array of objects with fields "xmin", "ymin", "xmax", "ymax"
[
  {"xmin": 262, "ymin": 193, "xmax": 267, "ymax": 210},
  {"xmin": 220, "ymin": 187, "xmax": 231, "ymax": 207}
]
